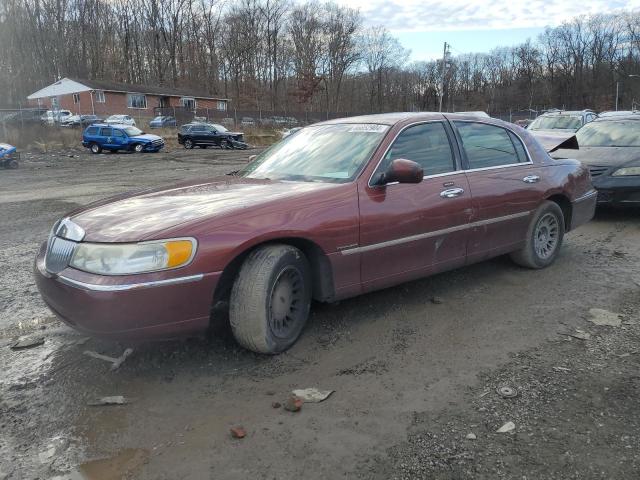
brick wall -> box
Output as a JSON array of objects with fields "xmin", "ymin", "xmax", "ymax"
[{"xmin": 28, "ymin": 91, "xmax": 227, "ymax": 121}]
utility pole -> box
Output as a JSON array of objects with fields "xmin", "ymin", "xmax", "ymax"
[{"xmin": 439, "ymin": 42, "xmax": 451, "ymax": 113}]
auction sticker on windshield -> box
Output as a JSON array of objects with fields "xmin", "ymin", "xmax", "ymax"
[{"xmin": 347, "ymin": 124, "xmax": 388, "ymax": 133}]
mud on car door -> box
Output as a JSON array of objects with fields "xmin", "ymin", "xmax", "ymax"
[{"xmin": 357, "ymin": 121, "xmax": 473, "ymax": 292}]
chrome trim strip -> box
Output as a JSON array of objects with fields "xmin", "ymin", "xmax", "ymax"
[
  {"xmin": 56, "ymin": 273, "xmax": 204, "ymax": 291},
  {"xmin": 340, "ymin": 211, "xmax": 531, "ymax": 255},
  {"xmin": 463, "ymin": 162, "xmax": 533, "ymax": 174},
  {"xmin": 573, "ymin": 190, "xmax": 598, "ymax": 203}
]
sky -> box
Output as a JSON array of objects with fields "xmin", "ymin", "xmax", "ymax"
[{"xmin": 335, "ymin": 0, "xmax": 640, "ymax": 60}]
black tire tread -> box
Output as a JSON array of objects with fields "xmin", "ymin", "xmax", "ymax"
[
  {"xmin": 229, "ymin": 244, "xmax": 308, "ymax": 354},
  {"xmin": 510, "ymin": 200, "xmax": 565, "ymax": 269}
]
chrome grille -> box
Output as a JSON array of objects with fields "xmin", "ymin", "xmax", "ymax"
[
  {"xmin": 45, "ymin": 236, "xmax": 77, "ymax": 274},
  {"xmin": 589, "ymin": 166, "xmax": 609, "ymax": 177}
]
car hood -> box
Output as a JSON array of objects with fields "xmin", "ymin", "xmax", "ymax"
[
  {"xmin": 69, "ymin": 176, "xmax": 339, "ymax": 242},
  {"xmin": 551, "ymin": 146, "xmax": 640, "ymax": 167},
  {"xmin": 132, "ymin": 134, "xmax": 162, "ymax": 142}
]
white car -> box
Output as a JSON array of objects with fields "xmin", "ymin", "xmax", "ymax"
[
  {"xmin": 41, "ymin": 110, "xmax": 72, "ymax": 125},
  {"xmin": 105, "ymin": 115, "xmax": 136, "ymax": 126}
]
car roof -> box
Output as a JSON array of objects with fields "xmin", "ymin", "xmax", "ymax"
[
  {"xmin": 88, "ymin": 123, "xmax": 132, "ymax": 128},
  {"xmin": 315, "ymin": 111, "xmax": 515, "ymax": 127},
  {"xmin": 593, "ymin": 114, "xmax": 640, "ymax": 122},
  {"xmin": 538, "ymin": 110, "xmax": 591, "ymax": 117}
]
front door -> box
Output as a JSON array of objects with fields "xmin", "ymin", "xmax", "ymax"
[
  {"xmin": 452, "ymin": 121, "xmax": 546, "ymax": 263},
  {"xmin": 357, "ymin": 121, "xmax": 473, "ymax": 292}
]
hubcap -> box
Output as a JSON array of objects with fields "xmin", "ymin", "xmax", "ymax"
[
  {"xmin": 268, "ymin": 266, "xmax": 303, "ymax": 339},
  {"xmin": 534, "ymin": 213, "xmax": 559, "ymax": 259}
]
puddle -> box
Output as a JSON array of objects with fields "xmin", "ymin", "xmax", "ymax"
[{"xmin": 50, "ymin": 449, "xmax": 149, "ymax": 480}]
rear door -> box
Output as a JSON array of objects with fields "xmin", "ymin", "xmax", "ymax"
[
  {"xmin": 452, "ymin": 120, "xmax": 545, "ymax": 262},
  {"xmin": 357, "ymin": 121, "xmax": 473, "ymax": 291}
]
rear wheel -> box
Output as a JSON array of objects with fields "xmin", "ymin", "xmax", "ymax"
[
  {"xmin": 90, "ymin": 143, "xmax": 102, "ymax": 154},
  {"xmin": 5, "ymin": 159, "xmax": 18, "ymax": 169},
  {"xmin": 510, "ymin": 201, "xmax": 565, "ymax": 269},
  {"xmin": 184, "ymin": 138, "xmax": 194, "ymax": 149},
  {"xmin": 229, "ymin": 245, "xmax": 312, "ymax": 354}
]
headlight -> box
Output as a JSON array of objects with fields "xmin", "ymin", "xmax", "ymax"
[
  {"xmin": 69, "ymin": 238, "xmax": 196, "ymax": 275},
  {"xmin": 612, "ymin": 167, "xmax": 640, "ymax": 176}
]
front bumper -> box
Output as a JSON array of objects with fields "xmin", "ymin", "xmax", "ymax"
[
  {"xmin": 34, "ymin": 243, "xmax": 220, "ymax": 340},
  {"xmin": 591, "ymin": 172, "xmax": 640, "ymax": 205}
]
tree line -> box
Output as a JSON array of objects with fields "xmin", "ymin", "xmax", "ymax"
[{"xmin": 1, "ymin": 0, "xmax": 640, "ymax": 115}]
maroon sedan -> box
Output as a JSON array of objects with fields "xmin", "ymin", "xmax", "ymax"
[{"xmin": 35, "ymin": 113, "xmax": 597, "ymax": 354}]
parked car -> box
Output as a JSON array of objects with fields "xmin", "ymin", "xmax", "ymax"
[
  {"xmin": 280, "ymin": 127, "xmax": 302, "ymax": 138},
  {"xmin": 178, "ymin": 123, "xmax": 248, "ymax": 149},
  {"xmin": 0, "ymin": 143, "xmax": 19, "ymax": 169},
  {"xmin": 240, "ymin": 117, "xmax": 255, "ymax": 127},
  {"xmin": 527, "ymin": 110, "xmax": 597, "ymax": 133},
  {"xmin": 61, "ymin": 114, "xmax": 102, "ymax": 127},
  {"xmin": 552, "ymin": 114, "xmax": 640, "ymax": 206},
  {"xmin": 598, "ymin": 110, "xmax": 639, "ymax": 118},
  {"xmin": 149, "ymin": 116, "xmax": 177, "ymax": 128},
  {"xmin": 82, "ymin": 124, "xmax": 164, "ymax": 153},
  {"xmin": 35, "ymin": 113, "xmax": 596, "ymax": 354},
  {"xmin": 41, "ymin": 110, "xmax": 72, "ymax": 125},
  {"xmin": 104, "ymin": 114, "xmax": 136, "ymax": 126},
  {"xmin": 221, "ymin": 117, "xmax": 235, "ymax": 127}
]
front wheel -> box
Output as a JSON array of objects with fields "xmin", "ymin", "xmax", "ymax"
[
  {"xmin": 229, "ymin": 245, "xmax": 312, "ymax": 354},
  {"xmin": 132, "ymin": 143, "xmax": 144, "ymax": 153},
  {"xmin": 220, "ymin": 139, "xmax": 232, "ymax": 150},
  {"xmin": 510, "ymin": 201, "xmax": 565, "ymax": 269}
]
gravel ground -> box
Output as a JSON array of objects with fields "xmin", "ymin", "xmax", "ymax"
[{"xmin": 0, "ymin": 148, "xmax": 639, "ymax": 479}]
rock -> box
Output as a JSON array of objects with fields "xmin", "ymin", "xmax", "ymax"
[
  {"xmin": 284, "ymin": 396, "xmax": 303, "ymax": 412},
  {"xmin": 466, "ymin": 433, "xmax": 477, "ymax": 440},
  {"xmin": 10, "ymin": 335, "xmax": 45, "ymax": 350},
  {"xmin": 588, "ymin": 308, "xmax": 622, "ymax": 327},
  {"xmin": 87, "ymin": 396, "xmax": 127, "ymax": 406},
  {"xmin": 496, "ymin": 421, "xmax": 515, "ymax": 433},
  {"xmin": 291, "ymin": 388, "xmax": 334, "ymax": 403},
  {"xmin": 569, "ymin": 330, "xmax": 591, "ymax": 340},
  {"xmin": 230, "ymin": 426, "xmax": 246, "ymax": 439},
  {"xmin": 430, "ymin": 296, "xmax": 444, "ymax": 305},
  {"xmin": 271, "ymin": 402, "xmax": 281, "ymax": 409}
]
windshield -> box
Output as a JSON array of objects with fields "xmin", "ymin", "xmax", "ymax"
[
  {"xmin": 211, "ymin": 123, "xmax": 228, "ymax": 132},
  {"xmin": 124, "ymin": 127, "xmax": 143, "ymax": 136},
  {"xmin": 529, "ymin": 115, "xmax": 582, "ymax": 131},
  {"xmin": 576, "ymin": 120, "xmax": 640, "ymax": 147},
  {"xmin": 238, "ymin": 123, "xmax": 389, "ymax": 183}
]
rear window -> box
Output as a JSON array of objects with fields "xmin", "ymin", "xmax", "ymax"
[
  {"xmin": 455, "ymin": 122, "xmax": 521, "ymax": 169},
  {"xmin": 86, "ymin": 127, "xmax": 99, "ymax": 135}
]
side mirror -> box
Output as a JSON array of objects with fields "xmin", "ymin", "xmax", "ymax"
[{"xmin": 373, "ymin": 159, "xmax": 423, "ymax": 186}]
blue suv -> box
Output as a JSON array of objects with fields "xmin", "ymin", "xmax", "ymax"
[{"xmin": 82, "ymin": 124, "xmax": 165, "ymax": 154}]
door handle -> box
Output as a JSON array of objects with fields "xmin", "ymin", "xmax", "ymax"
[
  {"xmin": 440, "ymin": 187, "xmax": 465, "ymax": 198},
  {"xmin": 523, "ymin": 175, "xmax": 540, "ymax": 183}
]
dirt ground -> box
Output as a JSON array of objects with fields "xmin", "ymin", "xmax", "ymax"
[{"xmin": 1, "ymin": 147, "xmax": 639, "ymax": 480}]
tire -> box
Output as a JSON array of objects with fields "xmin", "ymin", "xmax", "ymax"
[
  {"xmin": 90, "ymin": 143, "xmax": 102, "ymax": 154},
  {"xmin": 220, "ymin": 139, "xmax": 231, "ymax": 150},
  {"xmin": 133, "ymin": 143, "xmax": 144, "ymax": 153},
  {"xmin": 5, "ymin": 159, "xmax": 18, "ymax": 169},
  {"xmin": 229, "ymin": 245, "xmax": 312, "ymax": 354},
  {"xmin": 510, "ymin": 201, "xmax": 565, "ymax": 269},
  {"xmin": 184, "ymin": 138, "xmax": 194, "ymax": 149}
]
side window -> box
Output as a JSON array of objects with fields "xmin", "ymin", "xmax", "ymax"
[
  {"xmin": 86, "ymin": 127, "xmax": 98, "ymax": 135},
  {"xmin": 507, "ymin": 131, "xmax": 529, "ymax": 163},
  {"xmin": 455, "ymin": 122, "xmax": 520, "ymax": 169},
  {"xmin": 99, "ymin": 128, "xmax": 111, "ymax": 136},
  {"xmin": 381, "ymin": 122, "xmax": 455, "ymax": 176},
  {"xmin": 112, "ymin": 129, "xmax": 125, "ymax": 138}
]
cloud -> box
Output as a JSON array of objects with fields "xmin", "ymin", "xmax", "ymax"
[{"xmin": 336, "ymin": 0, "xmax": 640, "ymax": 32}]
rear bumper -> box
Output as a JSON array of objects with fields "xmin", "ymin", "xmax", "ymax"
[
  {"xmin": 34, "ymin": 245, "xmax": 220, "ymax": 341},
  {"xmin": 570, "ymin": 189, "xmax": 597, "ymax": 230}
]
